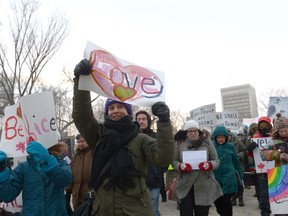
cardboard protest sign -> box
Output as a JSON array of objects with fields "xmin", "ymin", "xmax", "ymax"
[
  {"xmin": 189, "ymin": 103, "xmax": 217, "ymax": 130},
  {"xmin": 216, "ymin": 111, "xmax": 240, "ymax": 130},
  {"xmin": 267, "ymin": 164, "xmax": 288, "ymax": 214},
  {"xmin": 0, "ymin": 91, "xmax": 59, "ymax": 157},
  {"xmin": 78, "ymin": 41, "xmax": 165, "ymax": 106},
  {"xmin": 252, "ymin": 137, "xmax": 275, "ymax": 173}
]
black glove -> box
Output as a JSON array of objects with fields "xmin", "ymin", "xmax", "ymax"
[
  {"xmin": 74, "ymin": 59, "xmax": 92, "ymax": 79},
  {"xmin": 65, "ymin": 193, "xmax": 73, "ymax": 215},
  {"xmin": 152, "ymin": 102, "xmax": 170, "ymax": 122},
  {"xmin": 246, "ymin": 141, "xmax": 258, "ymax": 152}
]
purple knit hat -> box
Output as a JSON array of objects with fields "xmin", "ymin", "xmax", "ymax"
[{"xmin": 104, "ymin": 99, "xmax": 132, "ymax": 115}]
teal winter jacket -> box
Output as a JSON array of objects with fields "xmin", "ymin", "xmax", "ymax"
[
  {"xmin": 0, "ymin": 157, "xmax": 71, "ymax": 216},
  {"xmin": 213, "ymin": 126, "xmax": 243, "ymax": 194}
]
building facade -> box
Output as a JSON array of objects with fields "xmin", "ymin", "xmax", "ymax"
[{"xmin": 221, "ymin": 84, "xmax": 259, "ymax": 123}]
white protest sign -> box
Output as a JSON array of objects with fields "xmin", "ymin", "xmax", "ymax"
[
  {"xmin": 0, "ymin": 91, "xmax": 59, "ymax": 157},
  {"xmin": 252, "ymin": 137, "xmax": 275, "ymax": 173},
  {"xmin": 78, "ymin": 41, "xmax": 165, "ymax": 106},
  {"xmin": 216, "ymin": 111, "xmax": 240, "ymax": 130},
  {"xmin": 182, "ymin": 150, "xmax": 207, "ymax": 170},
  {"xmin": 189, "ymin": 103, "xmax": 217, "ymax": 129}
]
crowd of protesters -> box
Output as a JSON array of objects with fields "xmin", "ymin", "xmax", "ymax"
[{"xmin": 0, "ymin": 58, "xmax": 287, "ymax": 216}]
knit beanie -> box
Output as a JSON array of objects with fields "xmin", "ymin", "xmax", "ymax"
[
  {"xmin": 104, "ymin": 98, "xmax": 132, "ymax": 115},
  {"xmin": 258, "ymin": 116, "xmax": 272, "ymax": 129},
  {"xmin": 183, "ymin": 120, "xmax": 199, "ymax": 130},
  {"xmin": 273, "ymin": 113, "xmax": 288, "ymax": 130}
]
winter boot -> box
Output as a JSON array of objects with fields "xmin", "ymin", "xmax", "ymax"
[
  {"xmin": 231, "ymin": 196, "xmax": 237, "ymax": 206},
  {"xmin": 238, "ymin": 196, "xmax": 244, "ymax": 207}
]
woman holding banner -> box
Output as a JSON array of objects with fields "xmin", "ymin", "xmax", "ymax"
[{"xmin": 72, "ymin": 59, "xmax": 175, "ymax": 215}]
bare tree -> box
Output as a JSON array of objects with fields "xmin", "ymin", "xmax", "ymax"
[
  {"xmin": 170, "ymin": 110, "xmax": 187, "ymax": 134},
  {"xmin": 0, "ymin": 0, "xmax": 69, "ymax": 107},
  {"xmin": 0, "ymin": 82, "xmax": 9, "ymax": 116}
]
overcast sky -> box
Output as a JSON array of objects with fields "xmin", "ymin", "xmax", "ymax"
[{"xmin": 1, "ymin": 0, "xmax": 288, "ymax": 116}]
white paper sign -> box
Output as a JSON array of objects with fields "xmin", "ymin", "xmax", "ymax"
[
  {"xmin": 78, "ymin": 41, "xmax": 165, "ymax": 106},
  {"xmin": 252, "ymin": 137, "xmax": 275, "ymax": 173},
  {"xmin": 182, "ymin": 150, "xmax": 207, "ymax": 170},
  {"xmin": 0, "ymin": 92, "xmax": 59, "ymax": 157}
]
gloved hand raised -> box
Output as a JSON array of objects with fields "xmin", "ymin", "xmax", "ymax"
[
  {"xmin": 199, "ymin": 161, "xmax": 213, "ymax": 171},
  {"xmin": 74, "ymin": 59, "xmax": 92, "ymax": 79},
  {"xmin": 152, "ymin": 101, "xmax": 170, "ymax": 122},
  {"xmin": 26, "ymin": 141, "xmax": 49, "ymax": 164},
  {"xmin": 178, "ymin": 163, "xmax": 192, "ymax": 172}
]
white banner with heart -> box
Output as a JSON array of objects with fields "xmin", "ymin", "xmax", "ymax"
[{"xmin": 78, "ymin": 41, "xmax": 165, "ymax": 106}]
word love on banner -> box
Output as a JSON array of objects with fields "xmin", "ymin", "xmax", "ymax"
[
  {"xmin": 78, "ymin": 41, "xmax": 165, "ymax": 107},
  {"xmin": 0, "ymin": 91, "xmax": 59, "ymax": 157}
]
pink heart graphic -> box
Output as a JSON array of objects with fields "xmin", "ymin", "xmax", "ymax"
[{"xmin": 89, "ymin": 50, "xmax": 163, "ymax": 101}]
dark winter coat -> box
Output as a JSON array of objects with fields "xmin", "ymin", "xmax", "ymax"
[{"xmin": 72, "ymin": 79, "xmax": 175, "ymax": 216}]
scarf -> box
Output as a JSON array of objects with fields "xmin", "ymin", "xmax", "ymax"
[
  {"xmin": 89, "ymin": 115, "xmax": 140, "ymax": 192},
  {"xmin": 186, "ymin": 136, "xmax": 204, "ymax": 149}
]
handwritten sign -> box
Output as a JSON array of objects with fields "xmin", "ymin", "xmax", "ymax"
[
  {"xmin": 78, "ymin": 41, "xmax": 165, "ymax": 106},
  {"xmin": 216, "ymin": 111, "xmax": 239, "ymax": 130},
  {"xmin": 189, "ymin": 104, "xmax": 217, "ymax": 129},
  {"xmin": 267, "ymin": 165, "xmax": 288, "ymax": 214},
  {"xmin": 0, "ymin": 92, "xmax": 59, "ymax": 157},
  {"xmin": 252, "ymin": 137, "xmax": 275, "ymax": 173}
]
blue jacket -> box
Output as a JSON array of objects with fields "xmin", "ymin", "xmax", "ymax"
[{"xmin": 0, "ymin": 157, "xmax": 72, "ymax": 216}]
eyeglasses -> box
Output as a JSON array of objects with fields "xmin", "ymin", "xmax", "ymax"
[{"xmin": 187, "ymin": 129, "xmax": 198, "ymax": 134}]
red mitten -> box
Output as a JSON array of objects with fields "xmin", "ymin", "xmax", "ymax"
[
  {"xmin": 179, "ymin": 163, "xmax": 192, "ymax": 172},
  {"xmin": 198, "ymin": 162, "xmax": 213, "ymax": 171}
]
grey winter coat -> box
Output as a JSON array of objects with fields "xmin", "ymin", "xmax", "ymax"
[
  {"xmin": 72, "ymin": 79, "xmax": 175, "ymax": 216},
  {"xmin": 172, "ymin": 137, "xmax": 223, "ymax": 205}
]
